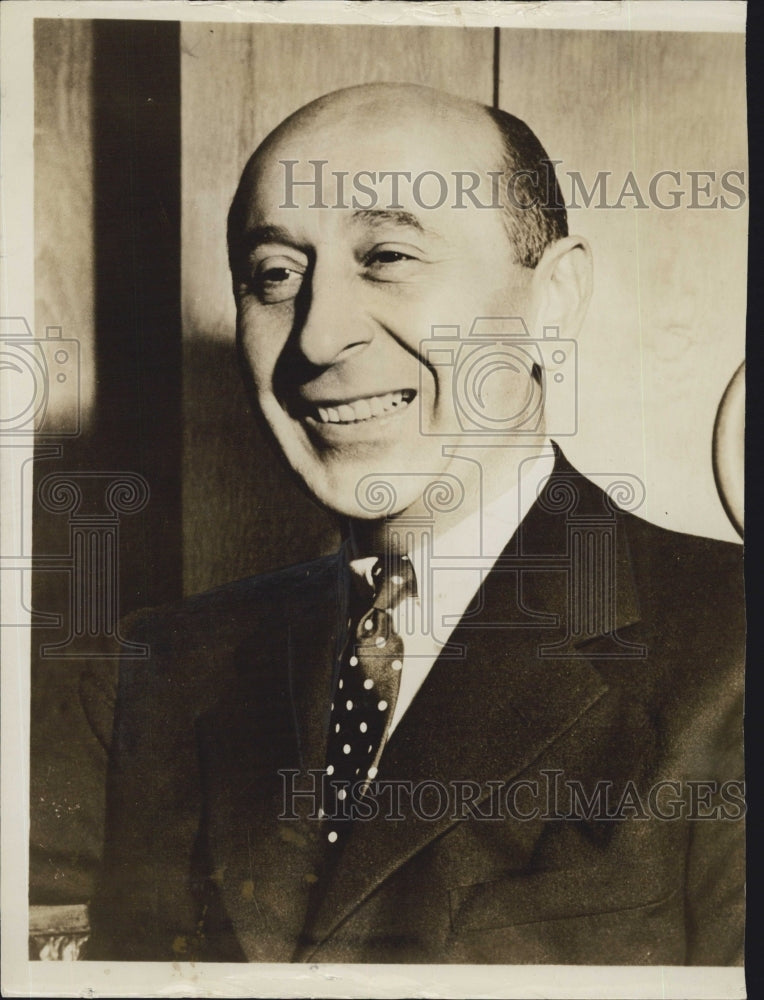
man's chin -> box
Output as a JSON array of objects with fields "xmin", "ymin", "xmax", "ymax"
[
  {"xmin": 305, "ymin": 484, "xmax": 414, "ymax": 522},
  {"xmin": 293, "ymin": 462, "xmax": 435, "ymax": 523}
]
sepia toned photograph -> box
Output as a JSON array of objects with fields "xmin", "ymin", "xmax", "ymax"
[{"xmin": 0, "ymin": 1, "xmax": 747, "ymax": 997}]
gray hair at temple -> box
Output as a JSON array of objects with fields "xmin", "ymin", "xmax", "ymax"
[{"xmin": 484, "ymin": 105, "xmax": 569, "ymax": 269}]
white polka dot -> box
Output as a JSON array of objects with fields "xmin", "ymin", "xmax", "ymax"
[
  {"xmin": 367, "ymin": 744, "xmax": 373, "ymax": 752},
  {"xmin": 326, "ymin": 764, "xmax": 334, "ymax": 775},
  {"xmin": 338, "ymin": 679, "xmax": 343, "ymax": 689},
  {"xmin": 318, "ymin": 807, "xmax": 325, "ymax": 818},
  {"xmin": 391, "ymin": 659, "xmax": 402, "ymax": 671},
  {"xmin": 335, "ymin": 723, "xmax": 340, "ymax": 733},
  {"xmin": 346, "ymin": 699, "xmax": 353, "ymax": 711},
  {"xmin": 359, "ymin": 721, "xmax": 368, "ymax": 733},
  {"xmin": 363, "ymin": 678, "xmax": 374, "ymax": 690},
  {"xmin": 364, "ymin": 619, "xmax": 373, "ymax": 631},
  {"xmin": 349, "ymin": 656, "xmax": 358, "ymax": 666},
  {"xmin": 391, "ymin": 575, "xmax": 403, "ymax": 585},
  {"xmin": 328, "ymin": 831, "xmax": 338, "ymax": 843},
  {"xmin": 330, "ymin": 703, "xmax": 334, "ymax": 711},
  {"xmin": 343, "ymin": 743, "xmax": 351, "ymax": 755},
  {"xmin": 375, "ymin": 636, "xmax": 386, "ymax": 647},
  {"xmin": 367, "ymin": 766, "xmax": 378, "ymax": 779},
  {"xmin": 378, "ymin": 700, "xmax": 388, "ymax": 711},
  {"xmin": 355, "ymin": 768, "xmax": 361, "ymax": 775},
  {"xmin": 337, "ymin": 788, "xmax": 347, "ymax": 801}
]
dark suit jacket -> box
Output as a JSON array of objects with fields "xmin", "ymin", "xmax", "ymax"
[{"xmin": 88, "ymin": 451, "xmax": 745, "ymax": 964}]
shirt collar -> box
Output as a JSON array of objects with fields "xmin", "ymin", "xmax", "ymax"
[{"xmin": 344, "ymin": 442, "xmax": 556, "ymax": 605}]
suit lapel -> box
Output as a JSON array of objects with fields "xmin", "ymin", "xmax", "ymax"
[
  {"xmin": 298, "ymin": 455, "xmax": 643, "ymax": 957},
  {"xmin": 199, "ymin": 556, "xmax": 342, "ymax": 961},
  {"xmin": 286, "ymin": 554, "xmax": 347, "ymax": 774}
]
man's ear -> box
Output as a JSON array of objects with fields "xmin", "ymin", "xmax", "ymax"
[{"xmin": 529, "ymin": 235, "xmax": 593, "ymax": 338}]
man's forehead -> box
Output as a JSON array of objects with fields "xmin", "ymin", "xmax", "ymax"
[
  {"xmin": 239, "ymin": 185, "xmax": 505, "ymax": 255},
  {"xmin": 236, "ymin": 125, "xmax": 502, "ymax": 235},
  {"xmin": 239, "ymin": 210, "xmax": 444, "ymax": 258},
  {"xmin": 228, "ymin": 87, "xmax": 512, "ymax": 252},
  {"xmin": 247, "ymin": 97, "xmax": 500, "ymax": 189}
]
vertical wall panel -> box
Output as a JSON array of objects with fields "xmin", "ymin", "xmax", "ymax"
[
  {"xmin": 34, "ymin": 19, "xmax": 95, "ymax": 421},
  {"xmin": 92, "ymin": 19, "xmax": 183, "ymax": 608},
  {"xmin": 498, "ymin": 29, "xmax": 746, "ymax": 541},
  {"xmin": 32, "ymin": 18, "xmax": 99, "ymax": 911},
  {"xmin": 31, "ymin": 19, "xmax": 183, "ymax": 909},
  {"xmin": 180, "ymin": 24, "xmax": 494, "ymax": 595}
]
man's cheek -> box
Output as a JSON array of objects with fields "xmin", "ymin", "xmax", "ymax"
[{"xmin": 241, "ymin": 336, "xmax": 280, "ymax": 387}]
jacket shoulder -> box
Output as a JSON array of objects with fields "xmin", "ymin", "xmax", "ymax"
[
  {"xmin": 114, "ymin": 553, "xmax": 340, "ymax": 701},
  {"xmin": 123, "ymin": 553, "xmax": 338, "ymax": 645},
  {"xmin": 619, "ymin": 510, "xmax": 744, "ymax": 612}
]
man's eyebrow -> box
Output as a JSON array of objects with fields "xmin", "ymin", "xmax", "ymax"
[
  {"xmin": 239, "ymin": 225, "xmax": 308, "ymax": 255},
  {"xmin": 347, "ymin": 209, "xmax": 434, "ymax": 236},
  {"xmin": 235, "ymin": 211, "xmax": 437, "ymax": 257}
]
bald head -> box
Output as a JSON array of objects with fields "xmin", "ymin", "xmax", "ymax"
[
  {"xmin": 256, "ymin": 83, "xmax": 494, "ymax": 150},
  {"xmin": 228, "ymin": 83, "xmax": 567, "ymax": 271}
]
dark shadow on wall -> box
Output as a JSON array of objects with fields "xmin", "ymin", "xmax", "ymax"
[
  {"xmin": 183, "ymin": 335, "xmax": 339, "ymax": 596},
  {"xmin": 90, "ymin": 18, "xmax": 183, "ymax": 609},
  {"xmin": 30, "ymin": 19, "xmax": 183, "ymax": 907}
]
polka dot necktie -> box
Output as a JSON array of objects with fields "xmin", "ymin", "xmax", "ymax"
[{"xmin": 322, "ymin": 553, "xmax": 417, "ymax": 846}]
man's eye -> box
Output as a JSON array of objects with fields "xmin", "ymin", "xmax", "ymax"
[
  {"xmin": 252, "ymin": 264, "xmax": 304, "ymax": 303},
  {"xmin": 366, "ymin": 250, "xmax": 415, "ymax": 266},
  {"xmin": 262, "ymin": 266, "xmax": 298, "ymax": 283},
  {"xmin": 362, "ymin": 249, "xmax": 420, "ymax": 282}
]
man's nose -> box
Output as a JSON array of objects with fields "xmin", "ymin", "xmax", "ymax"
[{"xmin": 295, "ymin": 263, "xmax": 371, "ymax": 368}]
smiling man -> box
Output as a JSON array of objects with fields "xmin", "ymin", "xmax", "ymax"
[
  {"xmin": 89, "ymin": 84, "xmax": 744, "ymax": 966},
  {"xmin": 227, "ymin": 85, "xmax": 581, "ymax": 533}
]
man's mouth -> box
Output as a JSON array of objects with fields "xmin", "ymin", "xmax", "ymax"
[{"xmin": 305, "ymin": 389, "xmax": 417, "ymax": 425}]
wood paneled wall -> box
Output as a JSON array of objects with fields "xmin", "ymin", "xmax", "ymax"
[
  {"xmin": 32, "ymin": 18, "xmax": 183, "ymax": 907},
  {"xmin": 498, "ymin": 29, "xmax": 746, "ymax": 541},
  {"xmin": 35, "ymin": 19, "xmax": 95, "ymax": 420}
]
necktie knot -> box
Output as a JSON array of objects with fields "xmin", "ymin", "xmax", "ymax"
[{"xmin": 369, "ymin": 553, "xmax": 417, "ymax": 611}]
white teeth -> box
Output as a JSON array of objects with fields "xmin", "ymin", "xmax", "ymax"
[
  {"xmin": 353, "ymin": 398, "xmax": 372, "ymax": 420},
  {"xmin": 313, "ymin": 391, "xmax": 413, "ymax": 424}
]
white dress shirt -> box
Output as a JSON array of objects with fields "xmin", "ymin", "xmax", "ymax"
[{"xmin": 345, "ymin": 444, "xmax": 556, "ymax": 735}]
